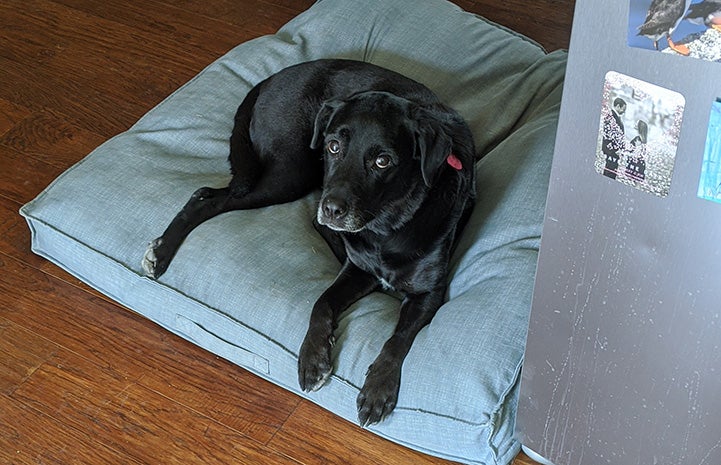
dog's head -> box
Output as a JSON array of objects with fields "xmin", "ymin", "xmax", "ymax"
[{"xmin": 310, "ymin": 91, "xmax": 469, "ymax": 234}]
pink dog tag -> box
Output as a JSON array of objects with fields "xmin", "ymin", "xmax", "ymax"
[{"xmin": 446, "ymin": 153, "xmax": 462, "ymax": 170}]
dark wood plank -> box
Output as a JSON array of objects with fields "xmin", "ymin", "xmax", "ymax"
[
  {"xmin": 54, "ymin": 0, "xmax": 307, "ymax": 46},
  {"xmin": 137, "ymin": 348, "xmax": 300, "ymax": 445},
  {"xmin": 0, "ymin": 0, "xmax": 219, "ymax": 136},
  {"xmin": 0, "ymin": 0, "xmax": 311, "ymax": 137},
  {"xmin": 0, "ymin": 108, "xmax": 107, "ymax": 170},
  {"xmin": 12, "ymin": 348, "xmax": 302, "ymax": 465},
  {"xmin": 0, "ymin": 318, "xmax": 57, "ymax": 395},
  {"xmin": 0, "ymin": 146, "xmax": 66, "ymax": 205},
  {"xmin": 165, "ymin": 0, "xmax": 312, "ymax": 28},
  {"xmin": 100, "ymin": 384, "xmax": 302, "ymax": 465},
  {"xmin": 0, "ymin": 196, "xmax": 40, "ymax": 265},
  {"xmin": 11, "ymin": 348, "xmax": 139, "ymax": 424},
  {"xmin": 0, "ymin": 98, "xmax": 32, "ymax": 137},
  {"xmin": 0, "ymin": 393, "xmax": 144, "ymax": 465}
]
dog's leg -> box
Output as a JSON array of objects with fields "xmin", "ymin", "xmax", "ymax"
[
  {"xmin": 142, "ymin": 186, "xmax": 234, "ymax": 278},
  {"xmin": 298, "ymin": 261, "xmax": 379, "ymax": 392},
  {"xmin": 227, "ymin": 85, "xmax": 263, "ymax": 199},
  {"xmin": 356, "ymin": 289, "xmax": 444, "ymax": 426},
  {"xmin": 143, "ymin": 166, "xmax": 319, "ymax": 278}
]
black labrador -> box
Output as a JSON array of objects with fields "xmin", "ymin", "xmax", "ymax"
[{"xmin": 142, "ymin": 59, "xmax": 477, "ymax": 426}]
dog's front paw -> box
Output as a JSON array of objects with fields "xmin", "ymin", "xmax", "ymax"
[
  {"xmin": 142, "ymin": 237, "xmax": 171, "ymax": 278},
  {"xmin": 298, "ymin": 333, "xmax": 335, "ymax": 392},
  {"xmin": 356, "ymin": 362, "xmax": 401, "ymax": 427}
]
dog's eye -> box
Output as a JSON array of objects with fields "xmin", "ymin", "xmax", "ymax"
[
  {"xmin": 375, "ymin": 154, "xmax": 392, "ymax": 169},
  {"xmin": 327, "ymin": 140, "xmax": 341, "ymax": 155}
]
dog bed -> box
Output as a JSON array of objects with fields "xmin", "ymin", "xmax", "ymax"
[{"xmin": 20, "ymin": 0, "xmax": 566, "ymax": 463}]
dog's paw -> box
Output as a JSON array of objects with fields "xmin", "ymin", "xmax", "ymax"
[
  {"xmin": 297, "ymin": 334, "xmax": 335, "ymax": 392},
  {"xmin": 356, "ymin": 362, "xmax": 401, "ymax": 427},
  {"xmin": 142, "ymin": 238, "xmax": 170, "ymax": 278}
]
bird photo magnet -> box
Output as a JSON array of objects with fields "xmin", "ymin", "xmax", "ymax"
[
  {"xmin": 628, "ymin": 0, "xmax": 721, "ymax": 61},
  {"xmin": 595, "ymin": 71, "xmax": 685, "ymax": 198},
  {"xmin": 697, "ymin": 98, "xmax": 721, "ymax": 203}
]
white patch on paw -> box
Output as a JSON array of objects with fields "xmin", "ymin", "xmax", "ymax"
[
  {"xmin": 141, "ymin": 238, "xmax": 161, "ymax": 276},
  {"xmin": 309, "ymin": 369, "xmax": 332, "ymax": 392}
]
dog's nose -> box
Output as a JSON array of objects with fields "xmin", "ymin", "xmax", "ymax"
[{"xmin": 321, "ymin": 197, "xmax": 348, "ymax": 221}]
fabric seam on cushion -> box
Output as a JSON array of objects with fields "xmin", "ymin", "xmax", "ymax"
[
  {"xmin": 392, "ymin": 406, "xmax": 492, "ymax": 427},
  {"xmin": 488, "ymin": 357, "xmax": 524, "ymax": 462}
]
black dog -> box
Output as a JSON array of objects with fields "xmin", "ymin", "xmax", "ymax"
[{"xmin": 142, "ymin": 59, "xmax": 477, "ymax": 426}]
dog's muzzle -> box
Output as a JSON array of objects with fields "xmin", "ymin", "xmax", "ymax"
[{"xmin": 317, "ymin": 195, "xmax": 365, "ymax": 233}]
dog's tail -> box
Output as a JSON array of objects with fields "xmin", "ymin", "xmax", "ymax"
[{"xmin": 228, "ymin": 84, "xmax": 263, "ymax": 198}]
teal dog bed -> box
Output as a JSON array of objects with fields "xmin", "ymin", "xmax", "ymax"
[{"xmin": 21, "ymin": 0, "xmax": 566, "ymax": 463}]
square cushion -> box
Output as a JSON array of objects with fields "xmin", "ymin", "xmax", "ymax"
[{"xmin": 20, "ymin": 0, "xmax": 566, "ymax": 463}]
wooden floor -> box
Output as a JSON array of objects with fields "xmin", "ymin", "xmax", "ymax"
[{"xmin": 0, "ymin": 0, "xmax": 574, "ymax": 463}]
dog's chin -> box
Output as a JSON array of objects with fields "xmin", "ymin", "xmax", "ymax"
[
  {"xmin": 325, "ymin": 223, "xmax": 365, "ymax": 233},
  {"xmin": 316, "ymin": 211, "xmax": 366, "ymax": 233}
]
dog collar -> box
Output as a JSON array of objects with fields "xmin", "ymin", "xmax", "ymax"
[{"xmin": 446, "ymin": 153, "xmax": 462, "ymax": 170}]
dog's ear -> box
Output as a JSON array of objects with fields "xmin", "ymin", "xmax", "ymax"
[
  {"xmin": 310, "ymin": 99, "xmax": 344, "ymax": 150},
  {"xmin": 413, "ymin": 108, "xmax": 453, "ymax": 187}
]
